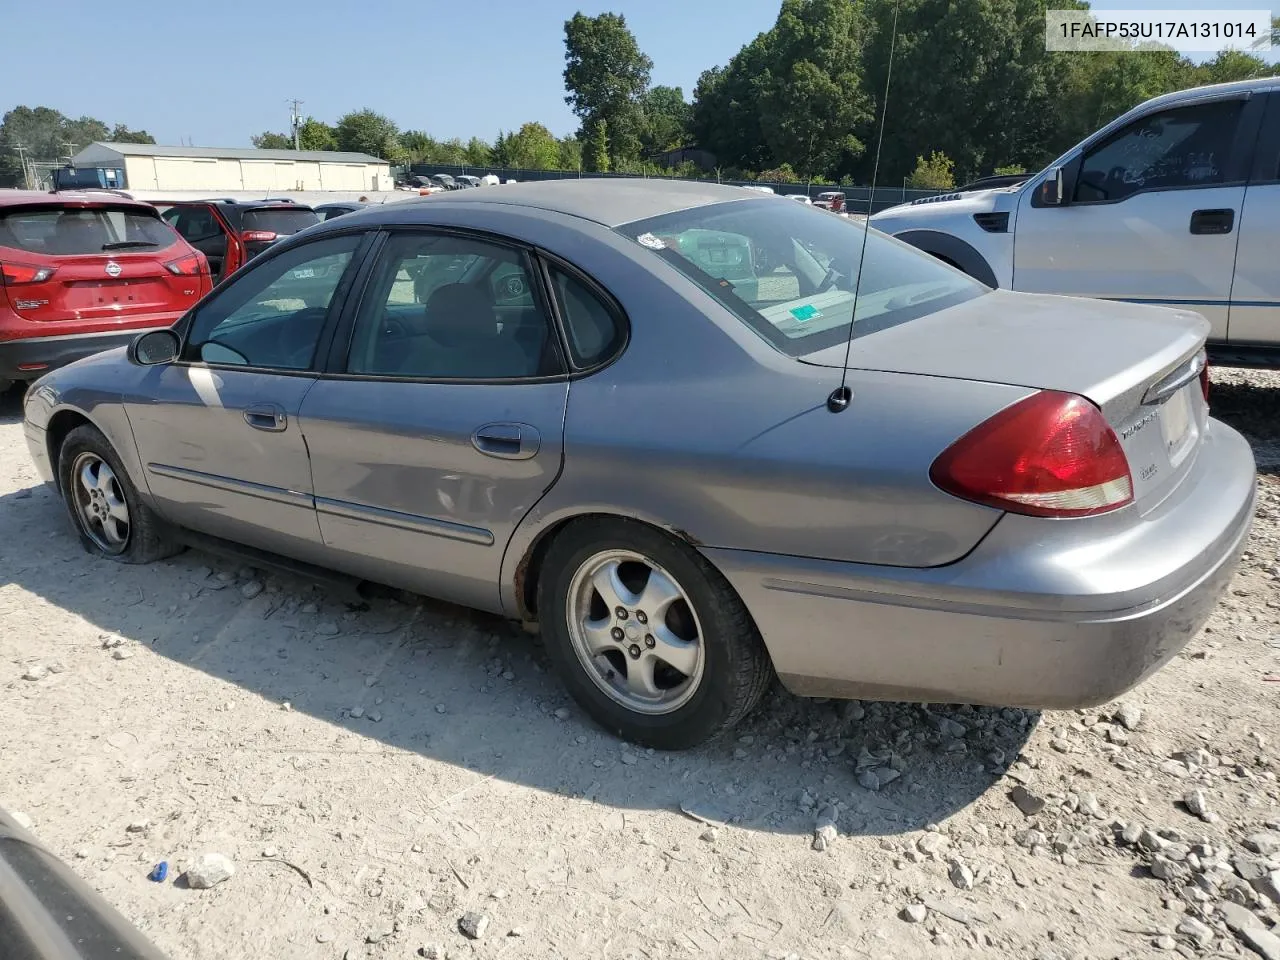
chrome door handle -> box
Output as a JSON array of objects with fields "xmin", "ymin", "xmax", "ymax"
[
  {"xmin": 471, "ymin": 422, "xmax": 540, "ymax": 460},
  {"xmin": 243, "ymin": 404, "xmax": 287, "ymax": 432}
]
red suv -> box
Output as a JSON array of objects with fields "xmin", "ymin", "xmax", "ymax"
[{"xmin": 0, "ymin": 191, "xmax": 211, "ymax": 393}]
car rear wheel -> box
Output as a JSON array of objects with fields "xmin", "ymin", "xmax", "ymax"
[
  {"xmin": 539, "ymin": 518, "xmax": 773, "ymax": 750},
  {"xmin": 57, "ymin": 425, "xmax": 181, "ymax": 564}
]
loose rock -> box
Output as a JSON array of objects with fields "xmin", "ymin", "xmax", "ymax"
[
  {"xmin": 240, "ymin": 580, "xmax": 264, "ymax": 599},
  {"xmin": 1182, "ymin": 789, "xmax": 1212, "ymax": 821},
  {"xmin": 419, "ymin": 945, "xmax": 445, "ymax": 959},
  {"xmin": 901, "ymin": 904, "xmax": 928, "ymax": 923},
  {"xmin": 22, "ymin": 664, "xmax": 48, "ymax": 681},
  {"xmin": 553, "ymin": 708, "xmax": 570, "ymax": 720},
  {"xmin": 315, "ymin": 622, "xmax": 340, "ymax": 636},
  {"xmin": 1114, "ymin": 703, "xmax": 1143, "ymax": 731},
  {"xmin": 1240, "ymin": 927, "xmax": 1280, "ymax": 960},
  {"xmin": 184, "ymin": 853, "xmax": 235, "ymax": 889},
  {"xmin": 948, "ymin": 858, "xmax": 975, "ymax": 891},
  {"xmin": 1218, "ymin": 902, "xmax": 1263, "ymax": 933},
  {"xmin": 111, "ymin": 648, "xmax": 133, "ymax": 661},
  {"xmin": 1247, "ymin": 833, "xmax": 1280, "ymax": 857},
  {"xmin": 459, "ymin": 912, "xmax": 490, "ymax": 940},
  {"xmin": 1010, "ymin": 785, "xmax": 1046, "ymax": 817}
]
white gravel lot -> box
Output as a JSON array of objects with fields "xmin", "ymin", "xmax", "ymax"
[{"xmin": 1, "ymin": 368, "xmax": 1279, "ymax": 960}]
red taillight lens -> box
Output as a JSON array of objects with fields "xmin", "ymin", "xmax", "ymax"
[
  {"xmin": 240, "ymin": 230, "xmax": 277, "ymax": 243},
  {"xmin": 1, "ymin": 262, "xmax": 55, "ymax": 285},
  {"xmin": 930, "ymin": 390, "xmax": 1134, "ymax": 518},
  {"xmin": 164, "ymin": 253, "xmax": 204, "ymax": 276}
]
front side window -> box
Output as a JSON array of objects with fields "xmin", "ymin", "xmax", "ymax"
[
  {"xmin": 620, "ymin": 199, "xmax": 984, "ymax": 357},
  {"xmin": 0, "ymin": 204, "xmax": 179, "ymax": 256},
  {"xmin": 346, "ymin": 232, "xmax": 560, "ymax": 379},
  {"xmin": 184, "ymin": 234, "xmax": 360, "ymax": 369},
  {"xmin": 1075, "ymin": 100, "xmax": 1244, "ymax": 203}
]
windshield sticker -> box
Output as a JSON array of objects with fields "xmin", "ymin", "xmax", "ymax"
[
  {"xmin": 789, "ymin": 304, "xmax": 822, "ymax": 323},
  {"xmin": 636, "ymin": 232, "xmax": 666, "ymax": 250}
]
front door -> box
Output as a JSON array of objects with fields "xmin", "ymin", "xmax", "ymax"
[
  {"xmin": 126, "ymin": 232, "xmax": 367, "ymax": 559},
  {"xmin": 298, "ymin": 230, "xmax": 569, "ymax": 613},
  {"xmin": 1227, "ymin": 91, "xmax": 1280, "ymax": 347},
  {"xmin": 1013, "ymin": 94, "xmax": 1257, "ymax": 341}
]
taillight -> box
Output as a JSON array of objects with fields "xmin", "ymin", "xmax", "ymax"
[
  {"xmin": 1, "ymin": 262, "xmax": 55, "ymax": 285},
  {"xmin": 930, "ymin": 390, "xmax": 1134, "ymax": 518},
  {"xmin": 241, "ymin": 230, "xmax": 277, "ymax": 243},
  {"xmin": 164, "ymin": 253, "xmax": 205, "ymax": 276}
]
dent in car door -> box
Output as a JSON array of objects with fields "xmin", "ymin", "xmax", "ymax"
[
  {"xmin": 299, "ymin": 231, "xmax": 569, "ymax": 613},
  {"xmin": 1226, "ymin": 90, "xmax": 1280, "ymax": 346},
  {"xmin": 126, "ymin": 232, "xmax": 367, "ymax": 560},
  {"xmin": 1012, "ymin": 94, "xmax": 1259, "ymax": 341}
]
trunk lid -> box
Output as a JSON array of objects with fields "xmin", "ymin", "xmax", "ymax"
[
  {"xmin": 5, "ymin": 250, "xmax": 196, "ymax": 323},
  {"xmin": 801, "ymin": 289, "xmax": 1211, "ymax": 509}
]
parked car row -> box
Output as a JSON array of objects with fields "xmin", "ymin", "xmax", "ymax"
[{"xmin": 20, "ymin": 178, "xmax": 1255, "ymax": 750}]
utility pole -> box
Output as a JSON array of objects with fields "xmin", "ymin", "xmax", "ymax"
[
  {"xmin": 287, "ymin": 99, "xmax": 304, "ymax": 150},
  {"xmin": 13, "ymin": 142, "xmax": 33, "ymax": 189}
]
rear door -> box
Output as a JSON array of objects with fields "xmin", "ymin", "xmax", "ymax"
[
  {"xmin": 1227, "ymin": 88, "xmax": 1280, "ymax": 347},
  {"xmin": 125, "ymin": 232, "xmax": 370, "ymax": 558},
  {"xmin": 1012, "ymin": 91, "xmax": 1261, "ymax": 341},
  {"xmin": 0, "ymin": 203, "xmax": 205, "ymax": 331},
  {"xmin": 167, "ymin": 204, "xmax": 232, "ymax": 282},
  {"xmin": 297, "ymin": 229, "xmax": 569, "ymax": 613}
]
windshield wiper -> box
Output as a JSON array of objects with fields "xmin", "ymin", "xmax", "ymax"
[{"xmin": 102, "ymin": 240, "xmax": 159, "ymax": 250}]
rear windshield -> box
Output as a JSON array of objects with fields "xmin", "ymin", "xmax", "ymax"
[
  {"xmin": 0, "ymin": 205, "xmax": 178, "ymax": 256},
  {"xmin": 242, "ymin": 208, "xmax": 320, "ymax": 236},
  {"xmin": 619, "ymin": 199, "xmax": 985, "ymax": 357}
]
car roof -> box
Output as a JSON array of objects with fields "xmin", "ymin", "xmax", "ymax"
[
  {"xmin": 0, "ymin": 189, "xmax": 154, "ymax": 211},
  {"xmin": 407, "ymin": 178, "xmax": 760, "ymax": 227}
]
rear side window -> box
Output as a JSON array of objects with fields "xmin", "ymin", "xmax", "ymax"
[
  {"xmin": 242, "ymin": 208, "xmax": 320, "ymax": 236},
  {"xmin": 547, "ymin": 266, "xmax": 625, "ymax": 368},
  {"xmin": 0, "ymin": 205, "xmax": 179, "ymax": 256}
]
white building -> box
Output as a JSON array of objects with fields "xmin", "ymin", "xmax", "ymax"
[{"xmin": 66, "ymin": 142, "xmax": 393, "ymax": 194}]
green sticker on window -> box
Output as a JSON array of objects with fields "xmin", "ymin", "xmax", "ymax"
[{"xmin": 789, "ymin": 304, "xmax": 822, "ymax": 322}]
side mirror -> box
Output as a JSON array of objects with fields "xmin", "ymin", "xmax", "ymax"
[
  {"xmin": 1039, "ymin": 166, "xmax": 1066, "ymax": 206},
  {"xmin": 128, "ymin": 329, "xmax": 181, "ymax": 366}
]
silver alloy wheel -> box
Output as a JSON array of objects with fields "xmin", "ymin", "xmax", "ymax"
[
  {"xmin": 71, "ymin": 452, "xmax": 130, "ymax": 555},
  {"xmin": 565, "ymin": 549, "xmax": 706, "ymax": 715}
]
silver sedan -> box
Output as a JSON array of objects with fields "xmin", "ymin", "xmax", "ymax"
[{"xmin": 22, "ymin": 180, "xmax": 1256, "ymax": 749}]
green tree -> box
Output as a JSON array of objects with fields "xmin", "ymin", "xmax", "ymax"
[
  {"xmin": 908, "ymin": 151, "xmax": 955, "ymax": 189},
  {"xmin": 506, "ymin": 122, "xmax": 561, "ymax": 170},
  {"xmin": 465, "ymin": 136, "xmax": 492, "ymax": 166},
  {"xmin": 251, "ymin": 131, "xmax": 294, "ymax": 149},
  {"xmin": 993, "ymin": 164, "xmax": 1027, "ymax": 176},
  {"xmin": 399, "ymin": 130, "xmax": 435, "ymax": 163},
  {"xmin": 0, "ymin": 106, "xmax": 133, "ymax": 186},
  {"xmin": 757, "ymin": 162, "xmax": 800, "ymax": 183},
  {"xmin": 640, "ymin": 85, "xmax": 692, "ymax": 154},
  {"xmin": 563, "ymin": 11, "xmax": 652, "ymax": 168},
  {"xmin": 335, "ymin": 109, "xmax": 400, "ymax": 159},
  {"xmin": 558, "ymin": 136, "xmax": 583, "ymax": 171},
  {"xmin": 492, "ymin": 131, "xmax": 512, "ymax": 167},
  {"xmin": 108, "ymin": 123, "xmax": 155, "ymax": 144},
  {"xmin": 1196, "ymin": 49, "xmax": 1272, "ymax": 84},
  {"xmin": 757, "ymin": 0, "xmax": 872, "ymax": 179},
  {"xmin": 297, "ymin": 117, "xmax": 337, "ymax": 151},
  {"xmin": 586, "ymin": 119, "xmax": 610, "ymax": 172},
  {"xmin": 691, "ymin": 35, "xmax": 776, "ymax": 173}
]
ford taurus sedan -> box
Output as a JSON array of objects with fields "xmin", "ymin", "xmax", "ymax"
[{"xmin": 22, "ymin": 180, "xmax": 1256, "ymax": 749}]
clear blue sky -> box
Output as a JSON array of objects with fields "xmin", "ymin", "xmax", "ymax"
[{"xmin": 3, "ymin": 0, "xmax": 1269, "ymax": 149}]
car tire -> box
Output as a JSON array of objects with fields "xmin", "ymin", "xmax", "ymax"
[
  {"xmin": 57, "ymin": 425, "xmax": 181, "ymax": 564},
  {"xmin": 539, "ymin": 518, "xmax": 773, "ymax": 750}
]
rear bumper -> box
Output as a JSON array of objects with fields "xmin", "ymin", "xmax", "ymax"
[
  {"xmin": 0, "ymin": 328, "xmax": 150, "ymax": 380},
  {"xmin": 705, "ymin": 418, "xmax": 1256, "ymax": 710}
]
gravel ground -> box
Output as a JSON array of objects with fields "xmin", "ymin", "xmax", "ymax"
[{"xmin": 1, "ymin": 367, "xmax": 1279, "ymax": 960}]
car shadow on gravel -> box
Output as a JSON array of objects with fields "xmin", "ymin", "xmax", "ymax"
[
  {"xmin": 0, "ymin": 475, "xmax": 1038, "ymax": 839},
  {"xmin": 1209, "ymin": 378, "xmax": 1280, "ymax": 474}
]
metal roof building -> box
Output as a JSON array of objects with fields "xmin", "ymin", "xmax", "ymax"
[{"xmin": 67, "ymin": 142, "xmax": 392, "ymax": 193}]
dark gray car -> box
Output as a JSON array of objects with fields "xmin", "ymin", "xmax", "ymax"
[{"xmin": 21, "ymin": 180, "xmax": 1256, "ymax": 749}]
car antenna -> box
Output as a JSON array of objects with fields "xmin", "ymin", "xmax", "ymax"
[{"xmin": 828, "ymin": 0, "xmax": 900, "ymax": 414}]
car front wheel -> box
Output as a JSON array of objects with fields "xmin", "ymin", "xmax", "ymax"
[
  {"xmin": 57, "ymin": 425, "xmax": 180, "ymax": 564},
  {"xmin": 539, "ymin": 518, "xmax": 773, "ymax": 750}
]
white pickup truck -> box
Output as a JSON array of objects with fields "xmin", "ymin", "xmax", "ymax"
[{"xmin": 870, "ymin": 77, "xmax": 1280, "ymax": 368}]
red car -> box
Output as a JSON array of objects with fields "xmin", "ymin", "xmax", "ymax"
[{"xmin": 0, "ymin": 191, "xmax": 211, "ymax": 393}]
